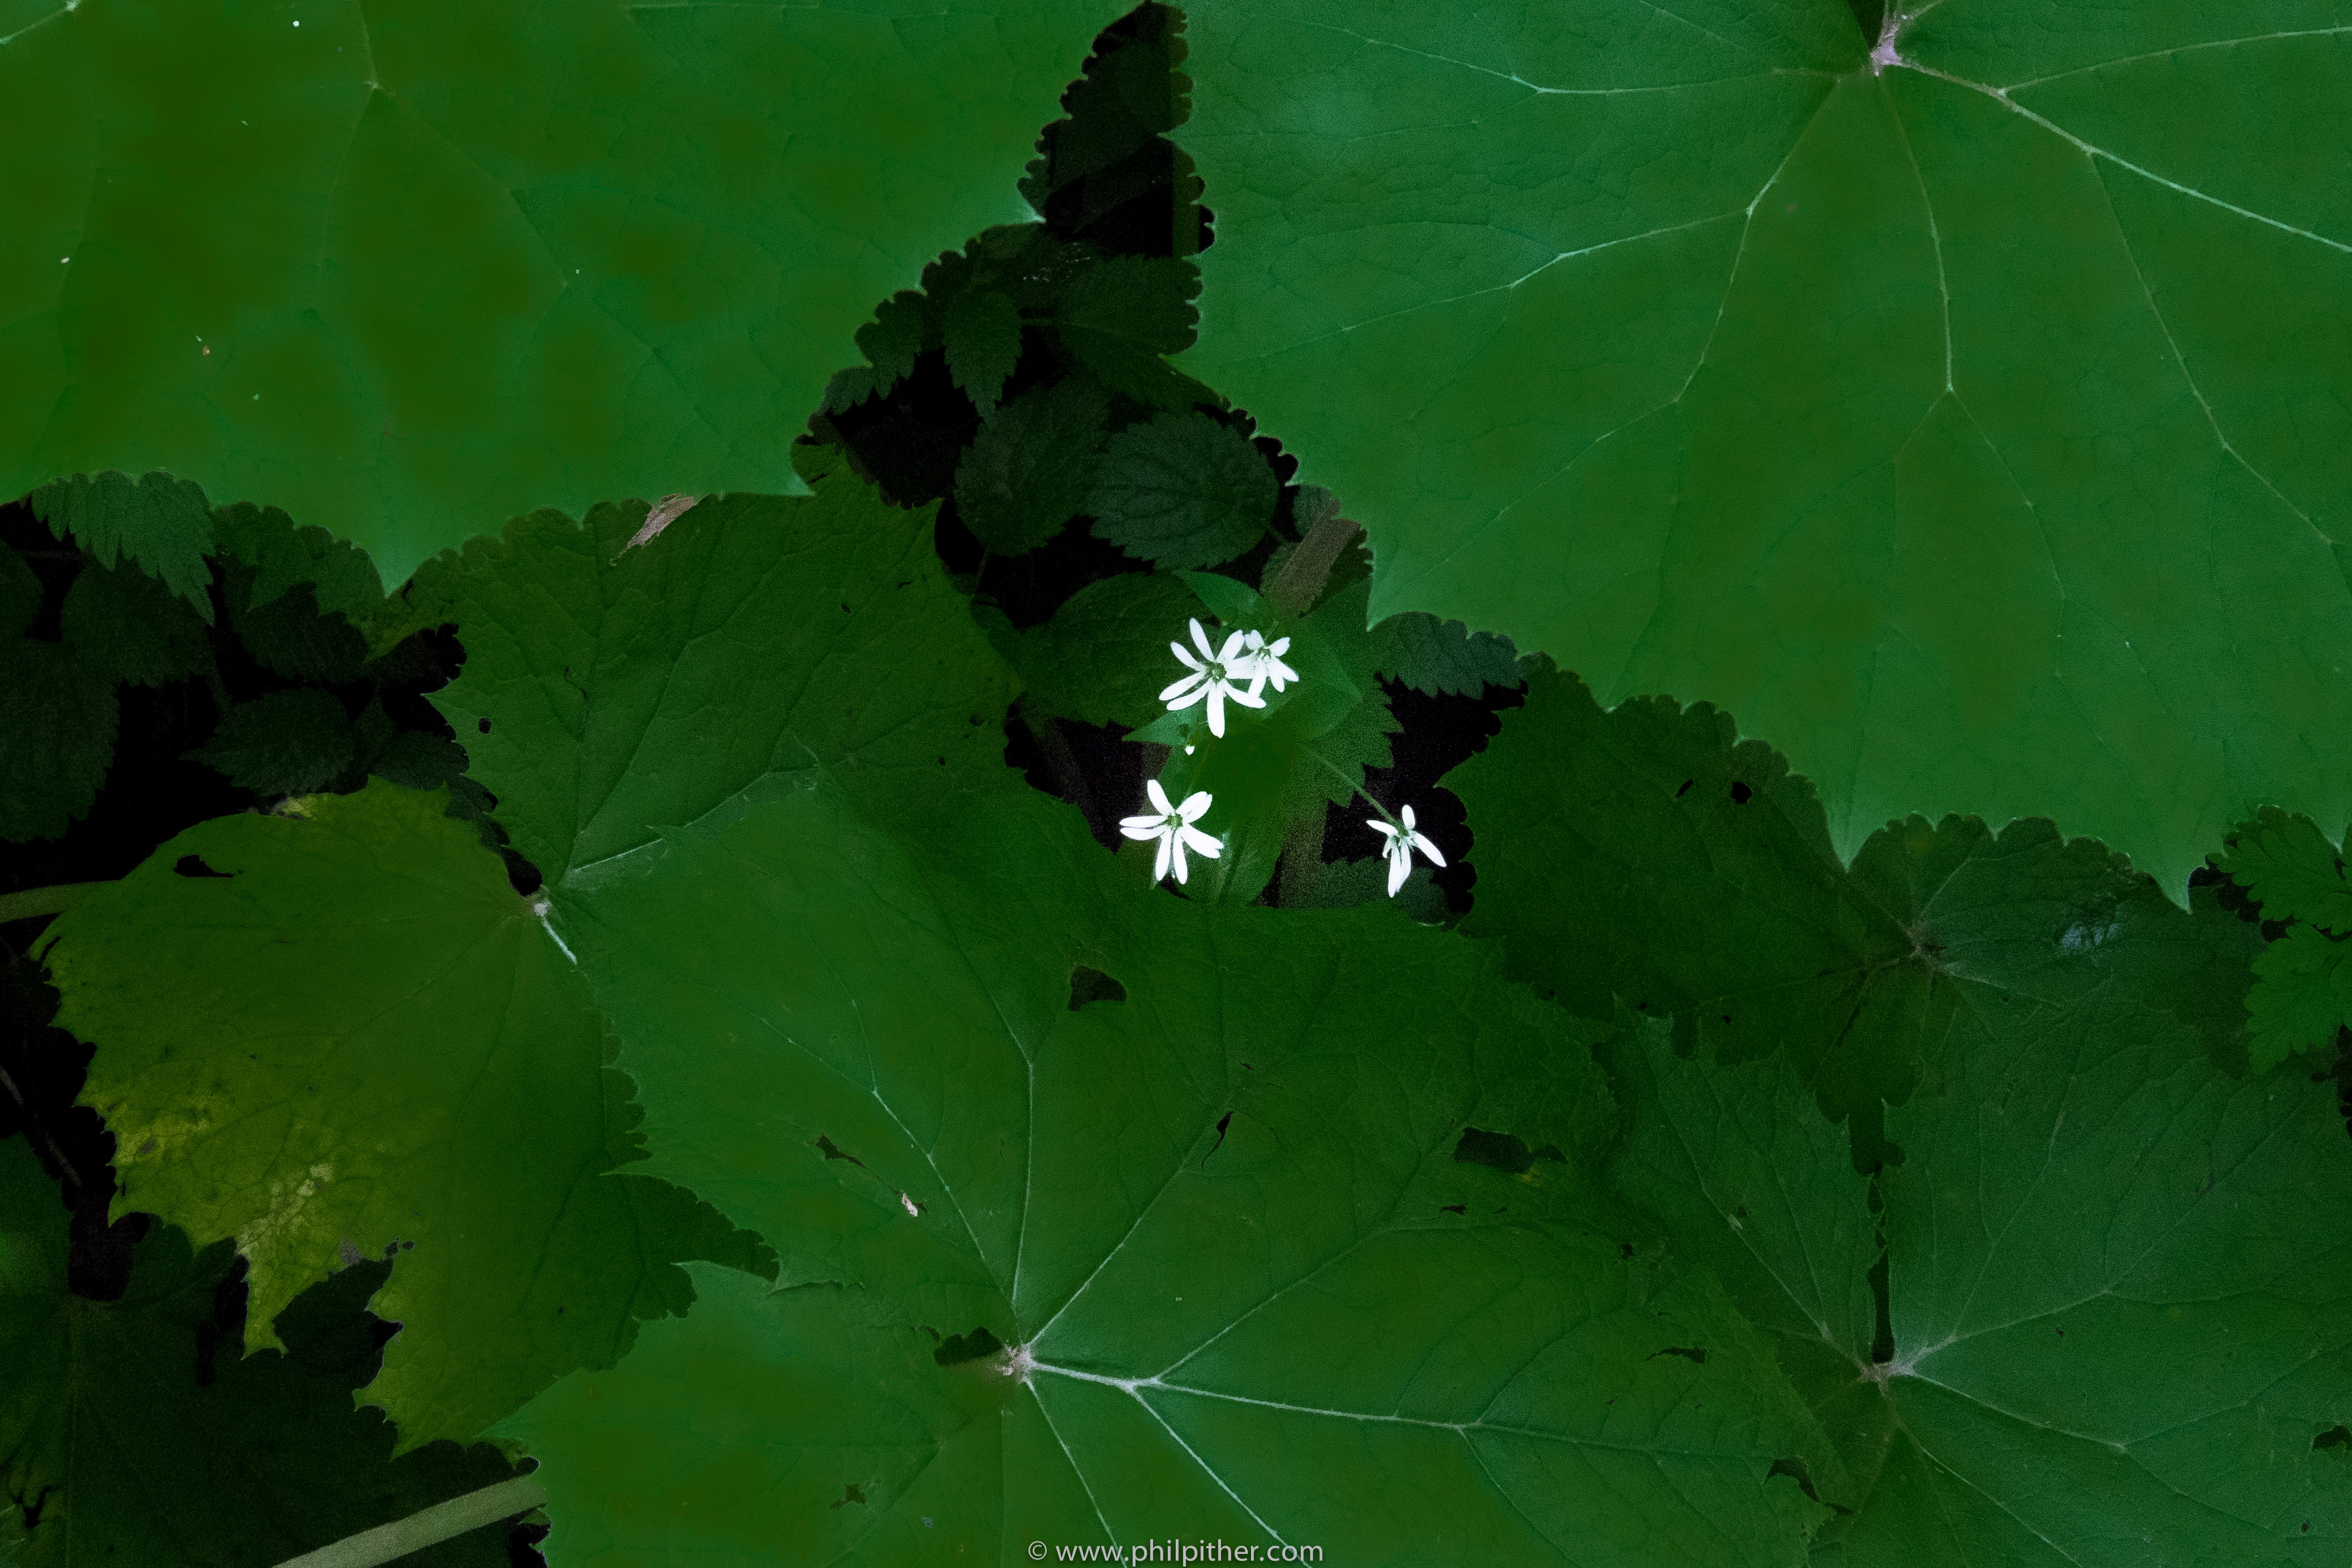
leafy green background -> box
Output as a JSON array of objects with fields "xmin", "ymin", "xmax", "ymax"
[
  {"xmin": 1177, "ymin": 0, "xmax": 2352, "ymax": 896},
  {"xmin": 1, "ymin": 0, "xmax": 1132, "ymax": 585}
]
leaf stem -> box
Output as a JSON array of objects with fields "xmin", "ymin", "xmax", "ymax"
[
  {"xmin": 0, "ymin": 882, "xmax": 107, "ymax": 925},
  {"xmin": 1263, "ymin": 508, "xmax": 1362, "ymax": 622},
  {"xmin": 271, "ymin": 1476, "xmax": 547, "ymax": 1568}
]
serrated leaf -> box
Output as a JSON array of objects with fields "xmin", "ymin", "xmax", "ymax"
[
  {"xmin": 2244, "ymin": 922, "xmax": 2352, "ymax": 1074},
  {"xmin": 189, "ymin": 688, "xmax": 357, "ymax": 796},
  {"xmin": 1013, "ymin": 570, "xmax": 1200, "ymax": 727},
  {"xmin": 502, "ymin": 789, "xmax": 1828, "ymax": 1563},
  {"xmin": 941, "ymin": 288, "xmax": 1023, "ymax": 415},
  {"xmin": 1177, "ymin": 0, "xmax": 2352, "ymax": 897},
  {"xmin": 954, "ymin": 377, "xmax": 1110, "ymax": 555},
  {"xmin": 35, "ymin": 783, "xmax": 770, "ymax": 1445},
  {"xmin": 1612, "ymin": 877, "xmax": 2352, "ymax": 1558},
  {"xmin": 823, "ymin": 291, "xmax": 932, "ymax": 413},
  {"xmin": 0, "ymin": 1139, "xmax": 525, "ymax": 1565},
  {"xmin": 61, "ymin": 559, "xmax": 209, "ymax": 688},
  {"xmin": 24, "ymin": 471, "xmax": 215, "ymax": 622},
  {"xmin": 3, "ymin": 0, "xmax": 1134, "ymax": 585},
  {"xmin": 1453, "ymin": 667, "xmax": 2264, "ymax": 1151},
  {"xmin": 0, "ymin": 548, "xmax": 38, "ymax": 642},
  {"xmin": 210, "ymin": 500, "xmax": 384, "ymax": 626},
  {"xmin": 2220, "ymin": 806, "xmax": 2352, "ymax": 935},
  {"xmin": 368, "ymin": 729, "xmax": 469, "ymax": 794},
  {"xmin": 0, "ymin": 640, "xmax": 115, "ymax": 843},
  {"xmin": 227, "ymin": 575, "xmax": 370, "ymax": 684},
  {"xmin": 1371, "ymin": 610, "xmax": 1522, "ymax": 696},
  {"xmin": 1089, "ymin": 410, "xmax": 1275, "ymax": 569},
  {"xmin": 1055, "ymin": 256, "xmax": 1211, "ymax": 408},
  {"xmin": 1283, "ymin": 853, "xmax": 1448, "ymax": 923},
  {"xmin": 402, "ymin": 448, "xmax": 1017, "ymax": 886}
]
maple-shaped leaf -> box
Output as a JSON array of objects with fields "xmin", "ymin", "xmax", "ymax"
[
  {"xmin": 1453, "ymin": 666, "xmax": 2264, "ymax": 1156},
  {"xmin": 1, "ymin": 0, "xmax": 1132, "ymax": 585},
  {"xmin": 2217, "ymin": 808, "xmax": 2352, "ymax": 1070},
  {"xmin": 389, "ymin": 443, "xmax": 1018, "ymax": 888},
  {"xmin": 0, "ymin": 1138, "xmax": 525, "ymax": 1564},
  {"xmin": 1176, "ymin": 0, "xmax": 2352, "ymax": 896},
  {"xmin": 35, "ymin": 783, "xmax": 770, "ymax": 1446},
  {"xmin": 1089, "ymin": 409, "xmax": 1275, "ymax": 569},
  {"xmin": 956, "ymin": 376, "xmax": 1111, "ymax": 556},
  {"xmin": 499, "ymin": 788, "xmax": 1830, "ymax": 1563},
  {"xmin": 1610, "ymin": 854, "xmax": 2352, "ymax": 1560}
]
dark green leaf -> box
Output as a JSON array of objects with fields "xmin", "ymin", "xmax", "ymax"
[
  {"xmin": 190, "ymin": 689, "xmax": 356, "ymax": 796},
  {"xmin": 210, "ymin": 500, "xmax": 384, "ymax": 626},
  {"xmin": 0, "ymin": 1139, "xmax": 526, "ymax": 1565},
  {"xmin": 369, "ymin": 730, "xmax": 469, "ymax": 793},
  {"xmin": 2220, "ymin": 806, "xmax": 2352, "ymax": 935},
  {"xmin": 1055, "ymin": 256, "xmax": 1211, "ymax": 407},
  {"xmin": 940, "ymin": 288, "xmax": 1022, "ymax": 416},
  {"xmin": 25, "ymin": 471, "xmax": 215, "ymax": 622},
  {"xmin": 1371, "ymin": 611, "xmax": 1522, "ymax": 696},
  {"xmin": 1013, "ymin": 571, "xmax": 1199, "ymax": 727},
  {"xmin": 226, "ymin": 563, "xmax": 370, "ymax": 684},
  {"xmin": 1089, "ymin": 410, "xmax": 1275, "ymax": 569},
  {"xmin": 61, "ymin": 559, "xmax": 209, "ymax": 687},
  {"xmin": 822, "ymin": 291, "xmax": 931, "ymax": 413},
  {"xmin": 36, "ymin": 785, "xmax": 772, "ymax": 1443},
  {"xmin": 2243, "ymin": 922, "xmax": 2352, "ymax": 1073},
  {"xmin": 954, "ymin": 377, "xmax": 1110, "ymax": 555},
  {"xmin": 0, "ymin": 547, "xmax": 39, "ymax": 642},
  {"xmin": 0, "ymin": 641, "xmax": 115, "ymax": 843}
]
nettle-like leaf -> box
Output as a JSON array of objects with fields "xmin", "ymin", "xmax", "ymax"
[
  {"xmin": 1090, "ymin": 409, "xmax": 1276, "ymax": 569},
  {"xmin": 0, "ymin": 640, "xmax": 115, "ymax": 844},
  {"xmin": 2218, "ymin": 807, "xmax": 2352, "ymax": 1070},
  {"xmin": 188, "ymin": 688, "xmax": 357, "ymax": 796},
  {"xmin": 1177, "ymin": 0, "xmax": 2352, "ymax": 894},
  {"xmin": 956, "ymin": 376, "xmax": 1112, "ymax": 556},
  {"xmin": 0, "ymin": 546, "xmax": 39, "ymax": 641},
  {"xmin": 26, "ymin": 470, "xmax": 216, "ymax": 620},
  {"xmin": 500, "ymin": 788, "xmax": 1829, "ymax": 1564},
  {"xmin": 1610, "ymin": 889, "xmax": 2352, "ymax": 1561},
  {"xmin": 59, "ymin": 559, "xmax": 210, "ymax": 688},
  {"xmin": 1053, "ymin": 255, "xmax": 1210, "ymax": 409},
  {"xmin": 1371, "ymin": 610, "xmax": 1523, "ymax": 697},
  {"xmin": 0, "ymin": 1139, "xmax": 521, "ymax": 1565},
  {"xmin": 35, "ymin": 785, "xmax": 768, "ymax": 1446},
  {"xmin": 1453, "ymin": 667, "xmax": 2263, "ymax": 1153},
  {"xmin": 1012, "ymin": 569, "xmax": 1201, "ymax": 727},
  {"xmin": 1, "ymin": 0, "xmax": 1131, "ymax": 585}
]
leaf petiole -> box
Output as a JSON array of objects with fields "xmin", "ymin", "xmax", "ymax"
[
  {"xmin": 270, "ymin": 1475, "xmax": 547, "ymax": 1568},
  {"xmin": 0, "ymin": 881, "xmax": 108, "ymax": 925}
]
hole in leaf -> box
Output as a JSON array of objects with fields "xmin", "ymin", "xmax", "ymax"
[
  {"xmin": 830, "ymin": 1483, "xmax": 868, "ymax": 1510},
  {"xmin": 1729, "ymin": 781, "xmax": 1753, "ymax": 804},
  {"xmin": 477, "ymin": 717, "xmax": 491, "ymax": 734},
  {"xmin": 1209, "ymin": 1109, "xmax": 1233, "ymax": 1155},
  {"xmin": 934, "ymin": 1326, "xmax": 1005, "ymax": 1366},
  {"xmin": 1675, "ymin": 778, "xmax": 1694, "ymax": 798},
  {"xmin": 1650, "ymin": 1346, "xmax": 1708, "ymax": 1364},
  {"xmin": 815, "ymin": 1135, "xmax": 866, "ymax": 1168},
  {"xmin": 2314, "ymin": 1425, "xmax": 2350, "ymax": 1455},
  {"xmin": 1440, "ymin": 1203, "xmax": 1466, "ymax": 1215},
  {"xmin": 173, "ymin": 855, "xmax": 233, "ymax": 879},
  {"xmin": 1068, "ymin": 966, "xmax": 1127, "ymax": 1009},
  {"xmin": 1453, "ymin": 1127, "xmax": 1532, "ymax": 1175}
]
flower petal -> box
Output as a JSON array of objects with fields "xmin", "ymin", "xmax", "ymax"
[
  {"xmin": 1401, "ymin": 803, "xmax": 1417, "ymax": 831},
  {"xmin": 1119, "ymin": 822, "xmax": 1162, "ymax": 841},
  {"xmin": 1173, "ymin": 832, "xmax": 1193, "ymax": 884},
  {"xmin": 1225, "ymin": 682, "xmax": 1266, "ymax": 710},
  {"xmin": 1147, "ymin": 777, "xmax": 1174, "ymax": 816},
  {"xmin": 1178, "ymin": 790, "xmax": 1213, "ymax": 822},
  {"xmin": 1366, "ymin": 819, "xmax": 1396, "ymax": 841},
  {"xmin": 1206, "ymin": 684, "xmax": 1227, "ymax": 738},
  {"xmin": 1161, "ymin": 673, "xmax": 1208, "ymax": 704},
  {"xmin": 1153, "ymin": 831, "xmax": 1174, "ymax": 885},
  {"xmin": 1169, "ymin": 641, "xmax": 1205, "ymax": 673},
  {"xmin": 1267, "ymin": 636, "xmax": 1290, "ymax": 656},
  {"xmin": 1412, "ymin": 832, "xmax": 1446, "ymax": 867},
  {"xmin": 1189, "ymin": 618, "xmax": 1216, "ymax": 661},
  {"xmin": 1215, "ymin": 628, "xmax": 1249, "ymax": 664},
  {"xmin": 1181, "ymin": 823, "xmax": 1221, "ymax": 858},
  {"xmin": 1387, "ymin": 849, "xmax": 1410, "ymax": 897}
]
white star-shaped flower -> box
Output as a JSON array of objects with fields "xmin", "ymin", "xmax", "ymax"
[
  {"xmin": 1161, "ymin": 618, "xmax": 1267, "ymax": 738},
  {"xmin": 1367, "ymin": 803, "xmax": 1445, "ymax": 896},
  {"xmin": 1239, "ymin": 629, "xmax": 1297, "ymax": 693},
  {"xmin": 1121, "ymin": 779, "xmax": 1221, "ymax": 885}
]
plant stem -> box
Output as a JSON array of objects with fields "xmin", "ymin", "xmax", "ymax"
[
  {"xmin": 1263, "ymin": 508, "xmax": 1363, "ymax": 622},
  {"xmin": 0, "ymin": 882, "xmax": 107, "ymax": 925},
  {"xmin": 272, "ymin": 1476, "xmax": 547, "ymax": 1568}
]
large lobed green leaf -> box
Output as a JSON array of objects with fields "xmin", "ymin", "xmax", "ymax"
[
  {"xmin": 0, "ymin": 1138, "xmax": 522, "ymax": 1564},
  {"xmin": 1178, "ymin": 0, "xmax": 2352, "ymax": 895},
  {"xmin": 500, "ymin": 787, "xmax": 1830, "ymax": 1564},
  {"xmin": 1452, "ymin": 666, "xmax": 2263, "ymax": 1156},
  {"xmin": 37, "ymin": 785, "xmax": 767, "ymax": 1447},
  {"xmin": 1, "ymin": 0, "xmax": 1130, "ymax": 585}
]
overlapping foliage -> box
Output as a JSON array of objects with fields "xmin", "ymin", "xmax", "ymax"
[{"xmin": 6, "ymin": 2, "xmax": 2350, "ymax": 1565}]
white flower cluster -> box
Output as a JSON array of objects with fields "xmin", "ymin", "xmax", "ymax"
[{"xmin": 1124, "ymin": 614, "xmax": 1443, "ymax": 899}]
